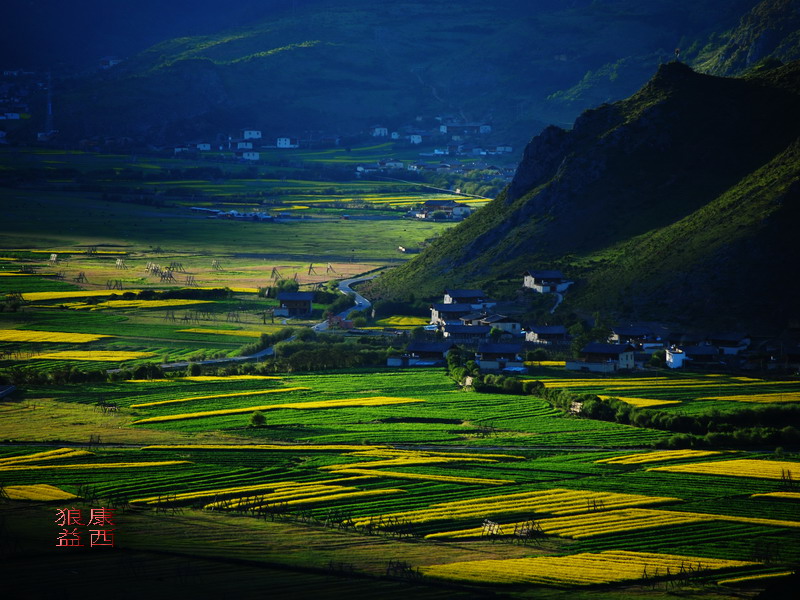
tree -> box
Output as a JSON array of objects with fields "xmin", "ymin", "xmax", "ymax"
[
  {"xmin": 249, "ymin": 411, "xmax": 266, "ymax": 427},
  {"xmin": 430, "ymin": 210, "xmax": 448, "ymax": 220}
]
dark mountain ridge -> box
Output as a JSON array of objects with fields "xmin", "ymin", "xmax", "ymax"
[{"xmin": 367, "ymin": 61, "xmax": 800, "ymax": 331}]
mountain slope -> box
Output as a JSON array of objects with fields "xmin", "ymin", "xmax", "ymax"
[
  {"xmin": 367, "ymin": 61, "xmax": 800, "ymax": 330},
  {"xmin": 45, "ymin": 0, "xmax": 758, "ymax": 144}
]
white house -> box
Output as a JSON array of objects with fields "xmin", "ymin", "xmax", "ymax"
[
  {"xmin": 237, "ymin": 141, "xmax": 253, "ymax": 150},
  {"xmin": 277, "ymin": 137, "xmax": 300, "ymax": 148},
  {"xmin": 382, "ymin": 159, "xmax": 405, "ymax": 170},
  {"xmin": 523, "ymin": 270, "xmax": 573, "ymax": 293},
  {"xmin": 238, "ymin": 151, "xmax": 260, "ymax": 161},
  {"xmin": 408, "ymin": 134, "xmax": 422, "ymax": 144},
  {"xmin": 243, "ymin": 129, "xmax": 262, "ymax": 140},
  {"xmin": 196, "ymin": 143, "xmax": 211, "ymax": 151},
  {"xmin": 665, "ymin": 347, "xmax": 685, "ymax": 369},
  {"xmin": 390, "ymin": 131, "xmax": 400, "ymax": 139},
  {"xmin": 371, "ymin": 126, "xmax": 388, "ymax": 137}
]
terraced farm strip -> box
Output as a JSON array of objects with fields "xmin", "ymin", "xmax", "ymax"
[
  {"xmin": 649, "ymin": 459, "xmax": 800, "ymax": 480},
  {"xmin": 0, "ymin": 448, "xmax": 94, "ymax": 464},
  {"xmin": 24, "ymin": 351, "xmax": 156, "ymax": 361},
  {"xmin": 0, "ymin": 461, "xmax": 191, "ymax": 472},
  {"xmin": 419, "ymin": 551, "xmax": 757, "ymax": 586},
  {"xmin": 597, "ymin": 395, "xmax": 681, "ymax": 407},
  {"xmin": 0, "ymin": 329, "xmax": 110, "ymax": 343},
  {"xmin": 141, "ymin": 444, "xmax": 388, "ymax": 452},
  {"xmin": 130, "ymin": 387, "xmax": 311, "ymax": 408},
  {"xmin": 596, "ymin": 450, "xmax": 725, "ymax": 465},
  {"xmin": 2, "ymin": 484, "xmax": 78, "ymax": 501},
  {"xmin": 354, "ymin": 489, "xmax": 679, "ymax": 526},
  {"xmin": 718, "ymin": 571, "xmax": 795, "ymax": 585},
  {"xmin": 132, "ymin": 396, "xmax": 426, "ymax": 424},
  {"xmin": 327, "ymin": 468, "xmax": 514, "ymax": 485}
]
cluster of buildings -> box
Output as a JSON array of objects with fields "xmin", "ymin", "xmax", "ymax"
[{"xmin": 384, "ymin": 272, "xmax": 778, "ymax": 373}]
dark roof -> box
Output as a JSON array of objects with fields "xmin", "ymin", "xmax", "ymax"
[
  {"xmin": 460, "ymin": 311, "xmax": 489, "ymax": 321},
  {"xmin": 277, "ymin": 292, "xmax": 315, "ymax": 301},
  {"xmin": 444, "ymin": 324, "xmax": 491, "ymax": 334},
  {"xmin": 707, "ymin": 333, "xmax": 749, "ymax": 343},
  {"xmin": 407, "ymin": 341, "xmax": 453, "ymax": 353},
  {"xmin": 529, "ymin": 325, "xmax": 567, "ymax": 335},
  {"xmin": 525, "ymin": 270, "xmax": 565, "ymax": 279},
  {"xmin": 479, "ymin": 314, "xmax": 513, "ymax": 324},
  {"xmin": 477, "ymin": 342, "xmax": 523, "ymax": 354},
  {"xmin": 432, "ymin": 303, "xmax": 475, "ymax": 312},
  {"xmin": 444, "ymin": 289, "xmax": 486, "ymax": 299},
  {"xmin": 613, "ymin": 325, "xmax": 653, "ymax": 337},
  {"xmin": 580, "ymin": 343, "xmax": 634, "ymax": 355},
  {"xmin": 683, "ymin": 345, "xmax": 720, "ymax": 356}
]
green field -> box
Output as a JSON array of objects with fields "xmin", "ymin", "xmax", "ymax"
[{"xmin": 1, "ymin": 369, "xmax": 799, "ymax": 598}]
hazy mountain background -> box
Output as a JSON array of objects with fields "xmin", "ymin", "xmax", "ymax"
[{"xmin": 7, "ymin": 0, "xmax": 791, "ymax": 145}]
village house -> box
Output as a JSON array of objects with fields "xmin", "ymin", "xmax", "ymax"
[
  {"xmin": 274, "ymin": 292, "xmax": 314, "ymax": 317},
  {"xmin": 407, "ymin": 134, "xmax": 423, "ymax": 144},
  {"xmin": 387, "ymin": 340, "xmax": 454, "ymax": 367},
  {"xmin": 416, "ymin": 200, "xmax": 471, "ymax": 220},
  {"xmin": 236, "ymin": 150, "xmax": 260, "ymax": 161},
  {"xmin": 666, "ymin": 345, "xmax": 720, "ymax": 368},
  {"xmin": 525, "ymin": 324, "xmax": 569, "ymax": 345},
  {"xmin": 442, "ymin": 290, "xmax": 497, "ymax": 312},
  {"xmin": 566, "ymin": 343, "xmax": 635, "ymax": 373},
  {"xmin": 476, "ymin": 342, "xmax": 525, "ymax": 372},
  {"xmin": 430, "ymin": 303, "xmax": 475, "ymax": 326},
  {"xmin": 706, "ymin": 333, "xmax": 751, "ymax": 355},
  {"xmin": 196, "ymin": 142, "xmax": 211, "ymax": 151},
  {"xmin": 610, "ymin": 325, "xmax": 662, "ymax": 351},
  {"xmin": 277, "ymin": 137, "xmax": 300, "ymax": 148},
  {"xmin": 370, "ymin": 126, "xmax": 389, "ymax": 137},
  {"xmin": 523, "ymin": 270, "xmax": 573, "ymax": 293},
  {"xmin": 380, "ymin": 158, "xmax": 405, "ymax": 170},
  {"xmin": 242, "ymin": 129, "xmax": 262, "ymax": 140},
  {"xmin": 443, "ymin": 324, "xmax": 491, "ymax": 344},
  {"xmin": 236, "ymin": 141, "xmax": 253, "ymax": 150},
  {"xmin": 459, "ymin": 311, "xmax": 489, "ymax": 326},
  {"xmin": 479, "ymin": 314, "xmax": 523, "ymax": 336}
]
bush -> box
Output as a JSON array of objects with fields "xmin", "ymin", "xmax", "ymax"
[{"xmin": 249, "ymin": 411, "xmax": 266, "ymax": 427}]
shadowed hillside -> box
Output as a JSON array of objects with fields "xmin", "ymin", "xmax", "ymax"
[{"xmin": 366, "ymin": 61, "xmax": 800, "ymax": 331}]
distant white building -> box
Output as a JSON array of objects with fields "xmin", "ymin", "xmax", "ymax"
[
  {"xmin": 371, "ymin": 126, "xmax": 389, "ymax": 137},
  {"xmin": 243, "ymin": 129, "xmax": 262, "ymax": 140},
  {"xmin": 238, "ymin": 150, "xmax": 260, "ymax": 161},
  {"xmin": 408, "ymin": 134, "xmax": 422, "ymax": 144},
  {"xmin": 277, "ymin": 137, "xmax": 299, "ymax": 148},
  {"xmin": 523, "ymin": 270, "xmax": 573, "ymax": 293},
  {"xmin": 390, "ymin": 131, "xmax": 400, "ymax": 139},
  {"xmin": 237, "ymin": 141, "xmax": 253, "ymax": 150},
  {"xmin": 196, "ymin": 143, "xmax": 211, "ymax": 151}
]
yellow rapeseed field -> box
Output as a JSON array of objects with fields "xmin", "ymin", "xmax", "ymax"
[
  {"xmin": 0, "ymin": 448, "xmax": 93, "ymax": 464},
  {"xmin": 0, "ymin": 330, "xmax": 110, "ymax": 343},
  {"xmin": 180, "ymin": 375, "xmax": 283, "ymax": 381},
  {"xmin": 132, "ymin": 396, "xmax": 425, "ymax": 424},
  {"xmin": 0, "ymin": 460, "xmax": 191, "ymax": 472},
  {"xmin": 324, "ymin": 468, "xmax": 513, "ymax": 485},
  {"xmin": 22, "ymin": 290, "xmax": 142, "ymax": 301},
  {"xmin": 426, "ymin": 508, "xmax": 800, "ymax": 540},
  {"xmin": 130, "ymin": 387, "xmax": 310, "ymax": 408},
  {"xmin": 697, "ymin": 392, "xmax": 800, "ymax": 403},
  {"xmin": 751, "ymin": 492, "xmax": 800, "ymax": 500},
  {"xmin": 718, "ymin": 571, "xmax": 795, "ymax": 585},
  {"xmin": 523, "ymin": 361, "xmax": 566, "ymax": 367},
  {"xmin": 372, "ymin": 316, "xmax": 430, "ymax": 329},
  {"xmin": 321, "ymin": 455, "xmax": 498, "ymax": 471},
  {"xmin": 353, "ymin": 488, "xmax": 678, "ymax": 527},
  {"xmin": 419, "ymin": 551, "xmax": 756, "ymax": 586},
  {"xmin": 141, "ymin": 444, "xmax": 388, "ymax": 452},
  {"xmin": 596, "ymin": 450, "xmax": 724, "ymax": 465},
  {"xmin": 63, "ymin": 299, "xmax": 214, "ymax": 310},
  {"xmin": 3, "ymin": 484, "xmax": 78, "ymax": 501},
  {"xmin": 25, "ymin": 351, "xmax": 156, "ymax": 361},
  {"xmin": 176, "ymin": 329, "xmax": 263, "ymax": 338},
  {"xmin": 649, "ymin": 459, "xmax": 800, "ymax": 480},
  {"xmin": 597, "ymin": 395, "xmax": 681, "ymax": 407}
]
